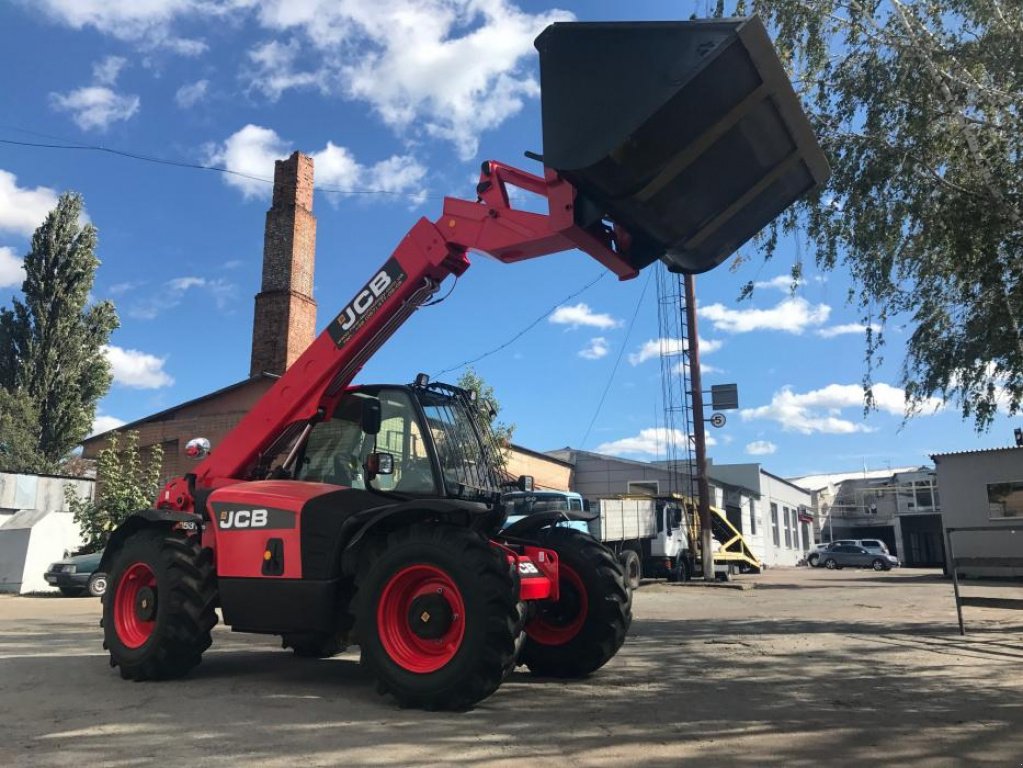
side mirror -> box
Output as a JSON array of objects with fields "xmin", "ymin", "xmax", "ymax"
[
  {"xmin": 516, "ymin": 475, "xmax": 534, "ymax": 492},
  {"xmin": 361, "ymin": 398, "xmax": 382, "ymax": 436},
  {"xmin": 364, "ymin": 452, "xmax": 394, "ymax": 482},
  {"xmin": 185, "ymin": 437, "xmax": 211, "ymax": 459}
]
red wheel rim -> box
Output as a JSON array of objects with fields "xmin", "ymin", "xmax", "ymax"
[
  {"xmin": 526, "ymin": 563, "xmax": 588, "ymax": 646},
  {"xmin": 377, "ymin": 564, "xmax": 466, "ymax": 673},
  {"xmin": 113, "ymin": 562, "xmax": 157, "ymax": 649}
]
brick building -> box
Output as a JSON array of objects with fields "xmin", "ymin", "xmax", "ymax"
[{"xmin": 82, "ymin": 151, "xmax": 318, "ymax": 479}]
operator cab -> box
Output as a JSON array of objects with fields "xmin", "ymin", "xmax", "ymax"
[{"xmin": 290, "ymin": 379, "xmax": 507, "ymax": 502}]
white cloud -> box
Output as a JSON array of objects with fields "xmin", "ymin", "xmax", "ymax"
[
  {"xmin": 596, "ymin": 427, "xmax": 715, "ymax": 457},
  {"xmin": 746, "ymin": 440, "xmax": 777, "ymax": 456},
  {"xmin": 204, "ymin": 124, "xmax": 288, "ymax": 198},
  {"xmin": 91, "ymin": 413, "xmax": 126, "ymax": 436},
  {"xmin": 816, "ymin": 322, "xmax": 881, "ymax": 339},
  {"xmin": 578, "ymin": 337, "xmax": 609, "ymax": 360},
  {"xmin": 32, "ymin": 1, "xmax": 572, "ymax": 156},
  {"xmin": 311, "ymin": 0, "xmax": 574, "ymax": 159},
  {"xmin": 673, "ymin": 361, "xmax": 723, "ymax": 376},
  {"xmin": 167, "ymin": 276, "xmax": 205, "ymax": 291},
  {"xmin": 51, "ymin": 86, "xmax": 140, "ymax": 131},
  {"xmin": 107, "ymin": 280, "xmax": 144, "ymax": 295},
  {"xmin": 103, "ymin": 344, "xmax": 174, "ymax": 389},
  {"xmin": 0, "ymin": 170, "xmax": 60, "ymax": 236},
  {"xmin": 0, "ymin": 246, "xmax": 25, "ymax": 288},
  {"xmin": 92, "ymin": 55, "xmax": 128, "ymax": 86},
  {"xmin": 175, "ymin": 79, "xmax": 208, "ymax": 108},
  {"xmin": 754, "ymin": 275, "xmax": 802, "ymax": 291},
  {"xmin": 129, "ymin": 275, "xmax": 236, "ymax": 319},
  {"xmin": 549, "ymin": 303, "xmax": 620, "ymax": 330},
  {"xmin": 36, "ymin": 0, "xmax": 206, "ymax": 53},
  {"xmin": 205, "ymin": 125, "xmax": 428, "ymax": 204},
  {"xmin": 628, "ymin": 337, "xmax": 723, "ymax": 366},
  {"xmin": 313, "ymin": 143, "xmax": 429, "ymax": 205},
  {"xmin": 245, "ymin": 39, "xmax": 324, "ymax": 101},
  {"xmin": 740, "ymin": 382, "xmax": 942, "ymax": 435},
  {"xmin": 699, "ymin": 297, "xmax": 831, "ymax": 335}
]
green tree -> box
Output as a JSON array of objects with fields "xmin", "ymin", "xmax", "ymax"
[
  {"xmin": 66, "ymin": 431, "xmax": 163, "ymax": 550},
  {"xmin": 0, "ymin": 192, "xmax": 119, "ymax": 462},
  {"xmin": 0, "ymin": 388, "xmax": 49, "ymax": 474},
  {"xmin": 720, "ymin": 0, "xmax": 1023, "ymax": 429},
  {"xmin": 456, "ymin": 367, "xmax": 516, "ymax": 446}
]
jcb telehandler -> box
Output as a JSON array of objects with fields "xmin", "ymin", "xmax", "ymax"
[{"xmin": 98, "ymin": 17, "xmax": 828, "ymax": 709}]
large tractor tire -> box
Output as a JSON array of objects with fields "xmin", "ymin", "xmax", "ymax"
[
  {"xmin": 355, "ymin": 523, "xmax": 520, "ymax": 710},
  {"xmin": 103, "ymin": 528, "xmax": 218, "ymax": 681},
  {"xmin": 519, "ymin": 528, "xmax": 631, "ymax": 678},
  {"xmin": 620, "ymin": 549, "xmax": 642, "ymax": 591}
]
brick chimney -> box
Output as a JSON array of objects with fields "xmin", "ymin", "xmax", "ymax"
[{"xmin": 250, "ymin": 151, "xmax": 318, "ymax": 377}]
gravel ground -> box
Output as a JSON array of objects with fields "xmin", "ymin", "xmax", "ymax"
[{"xmin": 1, "ymin": 567, "xmax": 1021, "ymax": 767}]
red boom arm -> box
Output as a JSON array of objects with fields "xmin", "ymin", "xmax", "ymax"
[{"xmin": 157, "ymin": 163, "xmax": 638, "ymax": 512}]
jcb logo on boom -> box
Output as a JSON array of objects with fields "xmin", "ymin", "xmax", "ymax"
[
  {"xmin": 336, "ymin": 270, "xmax": 392, "ymax": 332},
  {"xmin": 219, "ymin": 508, "xmax": 268, "ymax": 529}
]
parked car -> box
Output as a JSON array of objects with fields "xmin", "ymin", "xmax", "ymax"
[
  {"xmin": 819, "ymin": 544, "xmax": 900, "ymax": 571},
  {"xmin": 807, "ymin": 538, "xmax": 890, "ymax": 566},
  {"xmin": 44, "ymin": 551, "xmax": 107, "ymax": 597}
]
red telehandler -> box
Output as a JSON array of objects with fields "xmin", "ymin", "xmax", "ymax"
[{"xmin": 98, "ymin": 18, "xmax": 828, "ymax": 709}]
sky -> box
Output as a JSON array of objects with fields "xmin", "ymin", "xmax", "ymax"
[{"xmin": 0, "ymin": 0, "xmax": 1018, "ymax": 479}]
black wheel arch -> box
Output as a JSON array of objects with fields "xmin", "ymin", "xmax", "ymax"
[
  {"xmin": 338, "ymin": 498, "xmax": 501, "ymax": 577},
  {"xmin": 99, "ymin": 510, "xmax": 202, "ymax": 573}
]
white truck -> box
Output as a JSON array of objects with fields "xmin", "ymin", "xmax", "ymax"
[
  {"xmin": 595, "ymin": 496, "xmax": 761, "ymax": 588},
  {"xmin": 501, "ymin": 492, "xmax": 761, "ymax": 589},
  {"xmin": 595, "ymin": 497, "xmax": 695, "ymax": 588}
]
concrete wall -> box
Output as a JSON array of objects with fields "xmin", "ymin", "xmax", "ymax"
[
  {"xmin": 934, "ymin": 448, "xmax": 1023, "ymax": 577},
  {"xmin": 0, "ymin": 472, "xmax": 93, "ymax": 515},
  {"xmin": 0, "ymin": 509, "xmax": 84, "ymax": 593}
]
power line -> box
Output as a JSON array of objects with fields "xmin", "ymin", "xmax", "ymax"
[
  {"xmin": 579, "ymin": 268, "xmax": 653, "ymax": 450},
  {"xmin": 0, "ymin": 133, "xmax": 439, "ymax": 199},
  {"xmin": 432, "ymin": 270, "xmax": 609, "ymax": 378}
]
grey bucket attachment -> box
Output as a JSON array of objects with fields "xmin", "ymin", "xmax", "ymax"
[{"xmin": 534, "ymin": 17, "xmax": 830, "ymax": 274}]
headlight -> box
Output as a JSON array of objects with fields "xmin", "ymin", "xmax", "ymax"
[{"xmin": 65, "ymin": 564, "xmax": 77, "ymax": 574}]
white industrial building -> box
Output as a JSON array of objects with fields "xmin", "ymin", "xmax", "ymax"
[
  {"xmin": 932, "ymin": 446, "xmax": 1023, "ymax": 578},
  {"xmin": 708, "ymin": 462, "xmax": 814, "ymax": 567},
  {"xmin": 0, "ymin": 471, "xmax": 94, "ymax": 593}
]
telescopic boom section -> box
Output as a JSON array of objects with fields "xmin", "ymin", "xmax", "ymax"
[{"xmin": 156, "ymin": 163, "xmax": 639, "ymax": 512}]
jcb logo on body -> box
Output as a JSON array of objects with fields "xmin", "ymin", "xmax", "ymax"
[
  {"xmin": 219, "ymin": 508, "xmax": 268, "ymax": 529},
  {"xmin": 337, "ymin": 270, "xmax": 392, "ymax": 333},
  {"xmin": 328, "ymin": 258, "xmax": 407, "ymax": 349}
]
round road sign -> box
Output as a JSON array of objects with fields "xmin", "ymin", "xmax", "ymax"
[{"xmin": 710, "ymin": 412, "xmax": 726, "ymax": 428}]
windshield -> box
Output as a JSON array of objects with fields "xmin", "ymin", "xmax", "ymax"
[
  {"xmin": 504, "ymin": 493, "xmax": 581, "ymax": 517},
  {"xmin": 416, "ymin": 386, "xmax": 503, "ymax": 498},
  {"xmin": 296, "ymin": 388, "xmax": 437, "ymax": 494}
]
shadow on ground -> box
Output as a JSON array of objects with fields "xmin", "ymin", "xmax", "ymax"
[{"xmin": 4, "ymin": 596, "xmax": 1023, "ymax": 767}]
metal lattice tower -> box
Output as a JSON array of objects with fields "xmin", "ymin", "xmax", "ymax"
[{"xmin": 655, "ymin": 264, "xmax": 696, "ymax": 501}]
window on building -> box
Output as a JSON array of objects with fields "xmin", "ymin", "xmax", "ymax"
[
  {"xmin": 627, "ymin": 481, "xmax": 659, "ymax": 496},
  {"xmin": 771, "ymin": 502, "xmax": 780, "ymax": 547},
  {"xmin": 783, "ymin": 506, "xmax": 792, "ymax": 548},
  {"xmin": 789, "ymin": 507, "xmax": 800, "ymax": 549},
  {"xmin": 987, "ymin": 481, "xmax": 1023, "ymax": 518},
  {"xmin": 914, "ymin": 480, "xmax": 935, "ymax": 510},
  {"xmin": 749, "ymin": 497, "xmax": 757, "ymax": 535}
]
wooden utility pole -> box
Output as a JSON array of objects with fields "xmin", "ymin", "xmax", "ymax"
[{"xmin": 684, "ymin": 274, "xmax": 715, "ymax": 581}]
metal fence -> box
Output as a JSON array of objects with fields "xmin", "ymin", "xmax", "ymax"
[{"xmin": 945, "ymin": 525, "xmax": 1023, "ymax": 635}]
